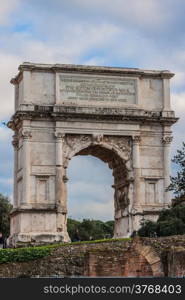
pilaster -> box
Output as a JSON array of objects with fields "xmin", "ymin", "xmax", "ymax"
[
  {"xmin": 54, "ymin": 131, "xmax": 70, "ymax": 241},
  {"xmin": 162, "ymin": 135, "xmax": 173, "ymax": 204},
  {"xmin": 12, "ymin": 135, "xmax": 19, "ymax": 208},
  {"xmin": 21, "ymin": 130, "xmax": 32, "ymax": 205},
  {"xmin": 132, "ymin": 135, "xmax": 141, "ymax": 210}
]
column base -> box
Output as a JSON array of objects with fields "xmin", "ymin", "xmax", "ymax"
[
  {"xmin": 9, "ymin": 208, "xmax": 70, "ymax": 248},
  {"xmin": 114, "ymin": 206, "xmax": 163, "ymax": 238},
  {"xmin": 8, "ymin": 232, "xmax": 70, "ymax": 248}
]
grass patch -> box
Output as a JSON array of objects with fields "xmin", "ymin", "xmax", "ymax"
[{"xmin": 67, "ymin": 237, "xmax": 131, "ymax": 245}]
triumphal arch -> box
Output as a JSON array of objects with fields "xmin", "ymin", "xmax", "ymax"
[{"xmin": 8, "ymin": 63, "xmax": 177, "ymax": 246}]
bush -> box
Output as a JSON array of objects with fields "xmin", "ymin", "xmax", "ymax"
[
  {"xmin": 0, "ymin": 246, "xmax": 51, "ymax": 264},
  {"xmin": 138, "ymin": 220, "xmax": 158, "ymax": 237},
  {"xmin": 157, "ymin": 218, "xmax": 185, "ymax": 236},
  {"xmin": 0, "ymin": 194, "xmax": 12, "ymax": 237},
  {"xmin": 138, "ymin": 205, "xmax": 185, "ymax": 237}
]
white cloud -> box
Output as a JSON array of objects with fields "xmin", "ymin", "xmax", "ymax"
[
  {"xmin": 171, "ymin": 92, "xmax": 185, "ymax": 118},
  {"xmin": 67, "ymin": 156, "xmax": 114, "ymax": 220},
  {"xmin": 0, "ymin": 52, "xmax": 21, "ymax": 121},
  {"xmin": 43, "ymin": 0, "xmax": 174, "ymax": 30},
  {"xmin": 0, "ymin": 127, "xmax": 12, "ymax": 141},
  {"xmin": 171, "ymin": 92, "xmax": 185, "ymax": 155},
  {"xmin": 0, "ymin": 177, "xmax": 13, "ymax": 186},
  {"xmin": 84, "ymin": 0, "xmax": 168, "ymax": 28},
  {"xmin": 0, "ymin": 0, "xmax": 21, "ymax": 25},
  {"xmin": 68, "ymin": 181, "xmax": 114, "ymax": 204},
  {"xmin": 68, "ymin": 190, "xmax": 114, "ymax": 221},
  {"xmin": 68, "ymin": 200, "xmax": 114, "ymax": 221}
]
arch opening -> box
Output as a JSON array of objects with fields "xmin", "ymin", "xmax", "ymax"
[
  {"xmin": 66, "ymin": 143, "xmax": 131, "ymax": 239},
  {"xmin": 67, "ymin": 155, "xmax": 114, "ymax": 221}
]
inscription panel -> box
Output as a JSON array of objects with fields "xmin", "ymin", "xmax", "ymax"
[{"xmin": 59, "ymin": 74, "xmax": 137, "ymax": 104}]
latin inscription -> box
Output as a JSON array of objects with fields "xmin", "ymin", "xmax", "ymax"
[{"xmin": 59, "ymin": 74, "xmax": 136, "ymax": 103}]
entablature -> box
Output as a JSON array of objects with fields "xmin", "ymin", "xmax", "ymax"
[{"xmin": 7, "ymin": 104, "xmax": 178, "ymax": 131}]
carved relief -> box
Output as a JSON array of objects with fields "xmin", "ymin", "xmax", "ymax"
[
  {"xmin": 114, "ymin": 185, "xmax": 130, "ymax": 211},
  {"xmin": 62, "ymin": 134, "xmax": 92, "ymax": 167},
  {"xmin": 92, "ymin": 133, "xmax": 103, "ymax": 144},
  {"xmin": 61, "ymin": 134, "xmax": 132, "ymax": 167},
  {"xmin": 104, "ymin": 135, "xmax": 131, "ymax": 161}
]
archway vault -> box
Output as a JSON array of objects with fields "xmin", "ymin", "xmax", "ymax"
[{"xmin": 60, "ymin": 133, "xmax": 133, "ymax": 239}]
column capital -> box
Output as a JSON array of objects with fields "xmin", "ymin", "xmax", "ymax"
[
  {"xmin": 162, "ymin": 135, "xmax": 173, "ymax": 144},
  {"xmin": 132, "ymin": 135, "xmax": 141, "ymax": 144},
  {"xmin": 54, "ymin": 131, "xmax": 65, "ymax": 140},
  {"xmin": 22, "ymin": 130, "xmax": 32, "ymax": 140}
]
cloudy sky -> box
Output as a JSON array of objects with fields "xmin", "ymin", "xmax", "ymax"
[{"xmin": 0, "ymin": 0, "xmax": 185, "ymax": 221}]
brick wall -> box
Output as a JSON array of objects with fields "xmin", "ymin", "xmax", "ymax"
[{"xmin": 0, "ymin": 236, "xmax": 185, "ymax": 277}]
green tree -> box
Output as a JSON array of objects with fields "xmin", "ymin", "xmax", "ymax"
[
  {"xmin": 138, "ymin": 220, "xmax": 158, "ymax": 237},
  {"xmin": 138, "ymin": 205, "xmax": 185, "ymax": 237},
  {"xmin": 67, "ymin": 218, "xmax": 114, "ymax": 241},
  {"xmin": 103, "ymin": 220, "xmax": 114, "ymax": 238},
  {"xmin": 0, "ymin": 193, "xmax": 12, "ymax": 237},
  {"xmin": 67, "ymin": 218, "xmax": 81, "ymax": 241},
  {"xmin": 167, "ymin": 142, "xmax": 185, "ymax": 198}
]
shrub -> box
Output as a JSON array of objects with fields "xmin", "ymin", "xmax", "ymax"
[{"xmin": 0, "ymin": 246, "xmax": 51, "ymax": 264}]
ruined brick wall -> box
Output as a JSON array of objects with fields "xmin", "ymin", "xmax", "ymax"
[
  {"xmin": 0, "ymin": 236, "xmax": 185, "ymax": 278},
  {"xmin": 84, "ymin": 249, "xmax": 153, "ymax": 277}
]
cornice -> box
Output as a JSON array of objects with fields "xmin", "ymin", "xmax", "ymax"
[{"xmin": 10, "ymin": 62, "xmax": 174, "ymax": 84}]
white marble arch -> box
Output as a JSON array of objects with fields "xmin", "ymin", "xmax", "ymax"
[{"xmin": 8, "ymin": 63, "xmax": 177, "ymax": 246}]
